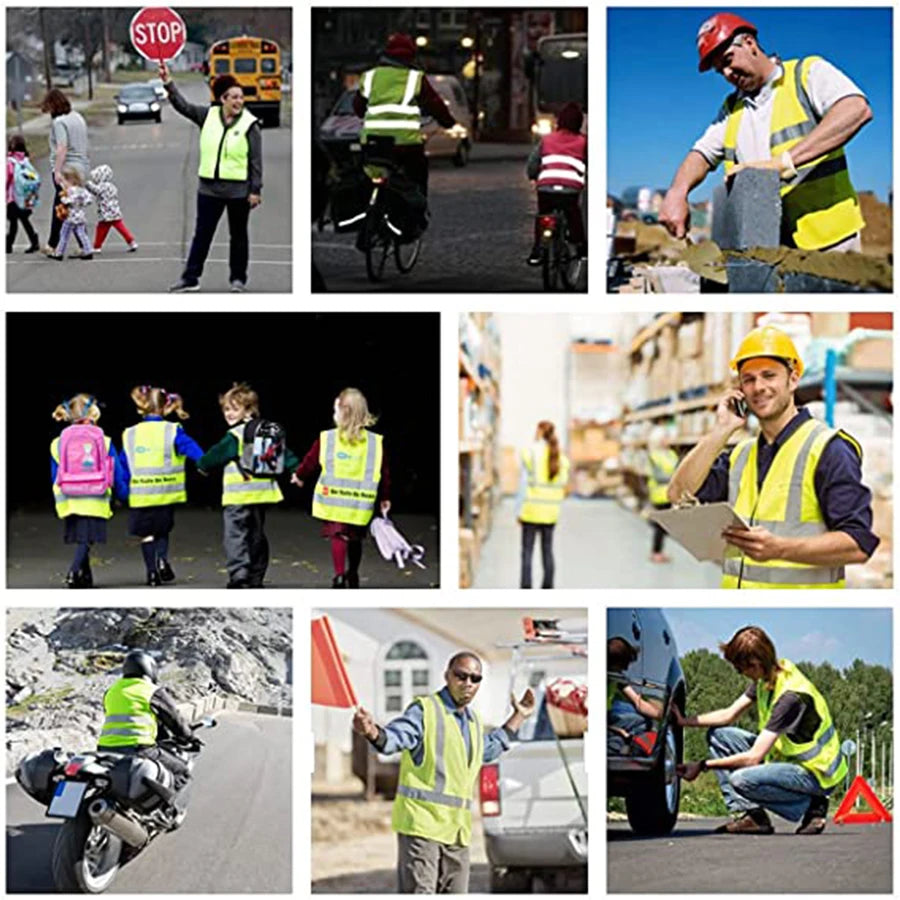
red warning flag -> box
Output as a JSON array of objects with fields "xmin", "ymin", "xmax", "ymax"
[
  {"xmin": 833, "ymin": 775, "xmax": 893, "ymax": 824},
  {"xmin": 311, "ymin": 616, "xmax": 358, "ymax": 708}
]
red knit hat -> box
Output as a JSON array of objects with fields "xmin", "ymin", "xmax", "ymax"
[{"xmin": 385, "ymin": 33, "xmax": 417, "ymax": 61}]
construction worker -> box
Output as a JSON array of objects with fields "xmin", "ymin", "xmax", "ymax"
[
  {"xmin": 352, "ymin": 651, "xmax": 536, "ymax": 893},
  {"xmin": 675, "ymin": 626, "xmax": 847, "ymax": 835},
  {"xmin": 646, "ymin": 427, "xmax": 678, "ymax": 564},
  {"xmin": 353, "ymin": 33, "xmax": 456, "ymax": 199},
  {"xmin": 607, "ymin": 637, "xmax": 662, "ymax": 756},
  {"xmin": 667, "ymin": 325, "xmax": 878, "ymax": 588},
  {"xmin": 659, "ymin": 12, "xmax": 872, "ymax": 252}
]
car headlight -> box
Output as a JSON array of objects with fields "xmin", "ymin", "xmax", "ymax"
[
  {"xmin": 535, "ymin": 118, "xmax": 553, "ymax": 136},
  {"xmin": 117, "ymin": 105, "xmax": 127, "ymax": 113},
  {"xmin": 150, "ymin": 102, "xmax": 160, "ymax": 112}
]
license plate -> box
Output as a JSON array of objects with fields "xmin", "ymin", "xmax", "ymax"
[
  {"xmin": 130, "ymin": 103, "xmax": 149, "ymax": 112},
  {"xmin": 47, "ymin": 781, "xmax": 88, "ymax": 818},
  {"xmin": 350, "ymin": 142, "xmax": 361, "ymax": 151}
]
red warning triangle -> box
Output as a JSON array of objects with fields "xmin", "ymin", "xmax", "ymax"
[{"xmin": 833, "ymin": 775, "xmax": 893, "ymax": 824}]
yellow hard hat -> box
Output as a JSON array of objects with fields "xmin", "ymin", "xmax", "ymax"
[{"xmin": 730, "ymin": 326, "xmax": 804, "ymax": 378}]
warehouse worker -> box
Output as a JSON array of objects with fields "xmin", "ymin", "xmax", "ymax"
[
  {"xmin": 607, "ymin": 637, "xmax": 663, "ymax": 755},
  {"xmin": 667, "ymin": 325, "xmax": 878, "ymax": 588},
  {"xmin": 659, "ymin": 12, "xmax": 872, "ymax": 252},
  {"xmin": 675, "ymin": 626, "xmax": 847, "ymax": 835},
  {"xmin": 646, "ymin": 427, "xmax": 678, "ymax": 564},
  {"xmin": 353, "ymin": 652, "xmax": 536, "ymax": 893},
  {"xmin": 517, "ymin": 420, "xmax": 570, "ymax": 588}
]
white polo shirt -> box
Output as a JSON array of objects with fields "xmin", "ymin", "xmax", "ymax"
[{"xmin": 692, "ymin": 56, "xmax": 867, "ymax": 169}]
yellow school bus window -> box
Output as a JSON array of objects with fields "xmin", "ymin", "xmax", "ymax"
[
  {"xmin": 214, "ymin": 59, "xmax": 229, "ymax": 74},
  {"xmin": 234, "ymin": 59, "xmax": 257, "ymax": 74},
  {"xmin": 261, "ymin": 59, "xmax": 276, "ymax": 74}
]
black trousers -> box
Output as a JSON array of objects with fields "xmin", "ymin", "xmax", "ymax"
[
  {"xmin": 223, "ymin": 504, "xmax": 269, "ymax": 586},
  {"xmin": 7, "ymin": 202, "xmax": 39, "ymax": 251},
  {"xmin": 393, "ymin": 146, "xmax": 429, "ymax": 197},
  {"xmin": 652, "ymin": 503, "xmax": 670, "ymax": 554},
  {"xmin": 183, "ymin": 192, "xmax": 251, "ymax": 283},
  {"xmin": 48, "ymin": 176, "xmax": 64, "ymax": 249},
  {"xmin": 520, "ymin": 522, "xmax": 555, "ymax": 588},
  {"xmin": 536, "ymin": 191, "xmax": 586, "ymax": 246}
]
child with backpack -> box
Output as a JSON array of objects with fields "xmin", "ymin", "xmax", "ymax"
[
  {"xmin": 6, "ymin": 134, "xmax": 41, "ymax": 253},
  {"xmin": 86, "ymin": 164, "xmax": 138, "ymax": 253},
  {"xmin": 198, "ymin": 383, "xmax": 299, "ymax": 588},
  {"xmin": 290, "ymin": 388, "xmax": 391, "ymax": 588},
  {"xmin": 50, "ymin": 394, "xmax": 127, "ymax": 588},
  {"xmin": 50, "ymin": 164, "xmax": 92, "ymax": 260},
  {"xmin": 119, "ymin": 386, "xmax": 204, "ymax": 586}
]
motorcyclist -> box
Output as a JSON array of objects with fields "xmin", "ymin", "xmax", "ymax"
[
  {"xmin": 352, "ymin": 32, "xmax": 456, "ymax": 199},
  {"xmin": 97, "ymin": 649, "xmax": 195, "ymax": 786}
]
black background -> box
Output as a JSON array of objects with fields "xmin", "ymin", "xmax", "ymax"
[{"xmin": 7, "ymin": 312, "xmax": 440, "ymax": 513}]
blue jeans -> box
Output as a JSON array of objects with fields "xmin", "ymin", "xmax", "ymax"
[
  {"xmin": 608, "ymin": 701, "xmax": 650, "ymax": 754},
  {"xmin": 706, "ymin": 726, "xmax": 829, "ymax": 822}
]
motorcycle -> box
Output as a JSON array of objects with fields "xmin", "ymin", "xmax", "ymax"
[{"xmin": 15, "ymin": 716, "xmax": 217, "ymax": 893}]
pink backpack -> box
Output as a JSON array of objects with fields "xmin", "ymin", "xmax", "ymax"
[{"xmin": 57, "ymin": 424, "xmax": 114, "ymax": 496}]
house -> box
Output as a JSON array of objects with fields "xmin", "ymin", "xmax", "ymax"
[{"xmin": 7, "ymin": 51, "xmax": 37, "ymax": 106}]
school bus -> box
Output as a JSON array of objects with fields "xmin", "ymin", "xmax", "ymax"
[{"xmin": 208, "ymin": 35, "xmax": 282, "ymax": 127}]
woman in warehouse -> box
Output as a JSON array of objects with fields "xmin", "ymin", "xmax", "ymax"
[
  {"xmin": 646, "ymin": 426, "xmax": 679, "ymax": 564},
  {"xmin": 517, "ymin": 420, "xmax": 570, "ymax": 588}
]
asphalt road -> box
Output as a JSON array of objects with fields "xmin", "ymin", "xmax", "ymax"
[
  {"xmin": 312, "ymin": 157, "xmax": 588, "ymax": 292},
  {"xmin": 7, "ymin": 80, "xmax": 291, "ymax": 293},
  {"xmin": 7, "ymin": 710, "xmax": 292, "ymax": 893},
  {"xmin": 7, "ymin": 507, "xmax": 439, "ymax": 589},
  {"xmin": 607, "ymin": 817, "xmax": 892, "ymax": 893}
]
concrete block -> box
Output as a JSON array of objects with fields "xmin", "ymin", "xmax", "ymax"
[
  {"xmin": 782, "ymin": 272, "xmax": 883, "ymax": 293},
  {"xmin": 726, "ymin": 256, "xmax": 779, "ymax": 293},
  {"xmin": 710, "ymin": 183, "xmax": 729, "ymax": 247},
  {"xmin": 717, "ymin": 169, "xmax": 781, "ymax": 250}
]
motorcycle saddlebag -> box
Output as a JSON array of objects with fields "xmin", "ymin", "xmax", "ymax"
[
  {"xmin": 16, "ymin": 748, "xmax": 68, "ymax": 805},
  {"xmin": 108, "ymin": 755, "xmax": 172, "ymax": 809},
  {"xmin": 330, "ymin": 169, "xmax": 371, "ymax": 233},
  {"xmin": 384, "ymin": 174, "xmax": 428, "ymax": 243}
]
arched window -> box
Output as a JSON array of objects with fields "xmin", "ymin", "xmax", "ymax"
[{"xmin": 382, "ymin": 639, "xmax": 430, "ymax": 716}]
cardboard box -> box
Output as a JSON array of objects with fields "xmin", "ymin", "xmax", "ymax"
[
  {"xmin": 677, "ymin": 319, "xmax": 704, "ymax": 359},
  {"xmin": 500, "ymin": 446, "xmax": 519, "ymax": 495},
  {"xmin": 847, "ymin": 337, "xmax": 892, "ymax": 371},
  {"xmin": 657, "ymin": 325, "xmax": 677, "ymax": 360},
  {"xmin": 679, "ymin": 357, "xmax": 705, "ymax": 393},
  {"xmin": 810, "ymin": 313, "xmax": 850, "ymax": 337}
]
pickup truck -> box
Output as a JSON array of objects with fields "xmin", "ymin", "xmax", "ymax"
[{"xmin": 480, "ymin": 621, "xmax": 588, "ymax": 892}]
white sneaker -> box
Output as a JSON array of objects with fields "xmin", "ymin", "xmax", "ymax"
[
  {"xmin": 93, "ymin": 247, "xmax": 102, "ymax": 254},
  {"xmin": 128, "ymin": 241, "xmax": 139, "ymax": 252}
]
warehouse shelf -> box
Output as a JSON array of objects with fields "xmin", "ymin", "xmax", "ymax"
[{"xmin": 629, "ymin": 312, "xmax": 681, "ymax": 354}]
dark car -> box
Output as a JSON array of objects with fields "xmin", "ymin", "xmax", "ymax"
[
  {"xmin": 607, "ymin": 608, "xmax": 685, "ymax": 835},
  {"xmin": 116, "ymin": 84, "xmax": 162, "ymax": 125}
]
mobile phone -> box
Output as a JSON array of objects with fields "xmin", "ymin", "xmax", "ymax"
[{"xmin": 730, "ymin": 396, "xmax": 748, "ymax": 419}]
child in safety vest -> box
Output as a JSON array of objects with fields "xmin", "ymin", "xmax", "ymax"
[
  {"xmin": 50, "ymin": 393, "xmax": 127, "ymax": 588},
  {"xmin": 50, "ymin": 164, "xmax": 93, "ymax": 260},
  {"xmin": 6, "ymin": 134, "xmax": 41, "ymax": 253},
  {"xmin": 198, "ymin": 382, "xmax": 299, "ymax": 588},
  {"xmin": 291, "ymin": 387, "xmax": 391, "ymax": 588},
  {"xmin": 119, "ymin": 386, "xmax": 204, "ymax": 587},
  {"xmin": 86, "ymin": 164, "xmax": 138, "ymax": 253}
]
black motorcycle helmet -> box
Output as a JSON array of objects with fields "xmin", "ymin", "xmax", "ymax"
[{"xmin": 122, "ymin": 649, "xmax": 158, "ymax": 683}]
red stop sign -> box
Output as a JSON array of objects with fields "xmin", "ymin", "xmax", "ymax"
[{"xmin": 130, "ymin": 7, "xmax": 187, "ymax": 62}]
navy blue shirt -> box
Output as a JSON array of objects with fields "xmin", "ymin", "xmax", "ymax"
[{"xmin": 697, "ymin": 408, "xmax": 879, "ymax": 556}]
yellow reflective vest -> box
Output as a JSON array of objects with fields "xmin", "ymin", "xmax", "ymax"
[
  {"xmin": 50, "ymin": 435, "xmax": 114, "ymax": 520},
  {"xmin": 359, "ymin": 66, "xmax": 425, "ymax": 147},
  {"xmin": 97, "ymin": 677, "xmax": 158, "ymax": 748},
  {"xmin": 222, "ymin": 424, "xmax": 283, "ymax": 506},
  {"xmin": 722, "ymin": 57, "xmax": 865, "ymax": 250},
  {"xmin": 757, "ymin": 659, "xmax": 847, "ymax": 790},
  {"xmin": 722, "ymin": 417, "xmax": 860, "ymax": 589},
  {"xmin": 648, "ymin": 448, "xmax": 678, "ymax": 507},
  {"xmin": 312, "ymin": 428, "xmax": 383, "ymax": 526},
  {"xmin": 392, "ymin": 692, "xmax": 484, "ymax": 847},
  {"xmin": 123, "ymin": 420, "xmax": 187, "ymax": 508},
  {"xmin": 518, "ymin": 444, "xmax": 569, "ymax": 525},
  {"xmin": 198, "ymin": 106, "xmax": 257, "ymax": 181}
]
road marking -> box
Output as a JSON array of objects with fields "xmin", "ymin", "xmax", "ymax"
[
  {"xmin": 91, "ymin": 143, "xmax": 185, "ymax": 151},
  {"xmin": 8, "ymin": 257, "xmax": 291, "ymax": 267},
  {"xmin": 6, "ymin": 777, "xmax": 16, "ymax": 786},
  {"xmin": 113, "ymin": 241, "xmax": 294, "ymax": 249}
]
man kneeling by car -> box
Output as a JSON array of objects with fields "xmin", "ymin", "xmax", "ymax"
[{"xmin": 675, "ymin": 625, "xmax": 846, "ymax": 835}]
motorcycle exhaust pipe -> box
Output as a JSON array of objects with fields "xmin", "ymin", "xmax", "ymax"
[{"xmin": 88, "ymin": 799, "xmax": 148, "ymax": 848}]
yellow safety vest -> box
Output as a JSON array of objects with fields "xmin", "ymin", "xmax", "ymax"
[
  {"xmin": 722, "ymin": 57, "xmax": 865, "ymax": 250},
  {"xmin": 722, "ymin": 417, "xmax": 860, "ymax": 589},
  {"xmin": 222, "ymin": 424, "xmax": 283, "ymax": 506},
  {"xmin": 312, "ymin": 428, "xmax": 383, "ymax": 526},
  {"xmin": 359, "ymin": 66, "xmax": 425, "ymax": 146},
  {"xmin": 198, "ymin": 107, "xmax": 257, "ymax": 181},
  {"xmin": 123, "ymin": 420, "xmax": 187, "ymax": 508},
  {"xmin": 50, "ymin": 435, "xmax": 114, "ymax": 520},
  {"xmin": 648, "ymin": 448, "xmax": 678, "ymax": 507},
  {"xmin": 518, "ymin": 445, "xmax": 569, "ymax": 525},
  {"xmin": 757, "ymin": 659, "xmax": 847, "ymax": 790},
  {"xmin": 97, "ymin": 677, "xmax": 158, "ymax": 748},
  {"xmin": 392, "ymin": 693, "xmax": 484, "ymax": 847}
]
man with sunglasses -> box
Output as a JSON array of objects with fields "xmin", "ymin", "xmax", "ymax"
[
  {"xmin": 659, "ymin": 12, "xmax": 872, "ymax": 253},
  {"xmin": 353, "ymin": 651, "xmax": 536, "ymax": 893},
  {"xmin": 672, "ymin": 626, "xmax": 847, "ymax": 835}
]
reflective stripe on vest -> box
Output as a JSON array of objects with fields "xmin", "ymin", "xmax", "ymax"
[
  {"xmin": 518, "ymin": 446, "xmax": 569, "ymax": 525},
  {"xmin": 722, "ymin": 418, "xmax": 853, "ymax": 589},
  {"xmin": 536, "ymin": 131, "xmax": 587, "ymax": 191},
  {"xmin": 391, "ymin": 693, "xmax": 484, "ymax": 846},
  {"xmin": 360, "ymin": 67, "xmax": 424, "ymax": 146},
  {"xmin": 648, "ymin": 448, "xmax": 678, "ymax": 506},
  {"xmin": 312, "ymin": 429, "xmax": 383, "ymax": 526},
  {"xmin": 722, "ymin": 58, "xmax": 864, "ymax": 250},
  {"xmin": 50, "ymin": 435, "xmax": 114, "ymax": 520},
  {"xmin": 97, "ymin": 677, "xmax": 158, "ymax": 747},
  {"xmin": 222, "ymin": 424, "xmax": 283, "ymax": 506},
  {"xmin": 756, "ymin": 659, "xmax": 847, "ymax": 789},
  {"xmin": 198, "ymin": 107, "xmax": 257, "ymax": 181},
  {"xmin": 124, "ymin": 421, "xmax": 187, "ymax": 508}
]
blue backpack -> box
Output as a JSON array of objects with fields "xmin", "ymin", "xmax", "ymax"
[{"xmin": 12, "ymin": 156, "xmax": 41, "ymax": 210}]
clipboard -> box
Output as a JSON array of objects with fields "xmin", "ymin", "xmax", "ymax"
[{"xmin": 649, "ymin": 502, "xmax": 750, "ymax": 562}]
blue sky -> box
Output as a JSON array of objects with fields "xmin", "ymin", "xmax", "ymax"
[
  {"xmin": 607, "ymin": 7, "xmax": 893, "ymax": 201},
  {"xmin": 658, "ymin": 608, "xmax": 892, "ymax": 670}
]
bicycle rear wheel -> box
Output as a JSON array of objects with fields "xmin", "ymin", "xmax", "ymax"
[
  {"xmin": 364, "ymin": 212, "xmax": 390, "ymax": 282},
  {"xmin": 558, "ymin": 234, "xmax": 582, "ymax": 291},
  {"xmin": 542, "ymin": 237, "xmax": 559, "ymax": 291},
  {"xmin": 394, "ymin": 237, "xmax": 422, "ymax": 273}
]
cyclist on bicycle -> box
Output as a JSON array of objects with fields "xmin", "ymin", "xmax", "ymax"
[
  {"xmin": 526, "ymin": 101, "xmax": 588, "ymax": 265},
  {"xmin": 352, "ymin": 33, "xmax": 456, "ymax": 199}
]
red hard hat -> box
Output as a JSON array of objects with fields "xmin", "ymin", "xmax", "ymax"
[
  {"xmin": 697, "ymin": 12, "xmax": 757, "ymax": 72},
  {"xmin": 385, "ymin": 33, "xmax": 417, "ymax": 61}
]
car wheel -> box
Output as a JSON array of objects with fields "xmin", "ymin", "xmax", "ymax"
[
  {"xmin": 489, "ymin": 866, "xmax": 532, "ymax": 893},
  {"xmin": 117, "ymin": 117, "xmax": 124, "ymax": 126},
  {"xmin": 155, "ymin": 114, "xmax": 161, "ymax": 124},
  {"xmin": 453, "ymin": 141, "xmax": 469, "ymax": 167},
  {"xmin": 625, "ymin": 718, "xmax": 681, "ymax": 836}
]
